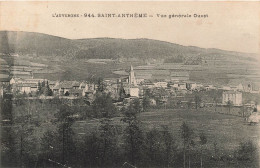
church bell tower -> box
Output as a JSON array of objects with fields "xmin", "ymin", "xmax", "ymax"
[{"xmin": 129, "ymin": 65, "xmax": 137, "ymax": 86}]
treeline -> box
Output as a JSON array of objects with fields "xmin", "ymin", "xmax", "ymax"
[{"xmin": 1, "ymin": 93, "xmax": 259, "ymax": 168}]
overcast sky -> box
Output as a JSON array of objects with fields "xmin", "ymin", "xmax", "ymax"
[{"xmin": 0, "ymin": 1, "xmax": 259, "ymax": 54}]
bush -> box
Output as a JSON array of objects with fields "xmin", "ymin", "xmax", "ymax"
[{"xmin": 235, "ymin": 140, "xmax": 257, "ymax": 161}]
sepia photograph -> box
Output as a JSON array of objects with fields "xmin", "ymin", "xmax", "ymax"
[{"xmin": 0, "ymin": 1, "xmax": 260, "ymax": 167}]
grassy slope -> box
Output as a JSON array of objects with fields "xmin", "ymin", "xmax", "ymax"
[
  {"xmin": 139, "ymin": 109, "xmax": 259, "ymax": 150},
  {"xmin": 1, "ymin": 31, "xmax": 259, "ymax": 84},
  {"xmin": 74, "ymin": 108, "xmax": 259, "ymax": 152},
  {"xmin": 72, "ymin": 108, "xmax": 260, "ymax": 167},
  {"xmin": 11, "ymin": 100, "xmax": 260, "ymax": 167}
]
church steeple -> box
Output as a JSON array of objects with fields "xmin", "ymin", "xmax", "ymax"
[
  {"xmin": 130, "ymin": 65, "xmax": 134, "ymax": 71},
  {"xmin": 129, "ymin": 65, "xmax": 137, "ymax": 86}
]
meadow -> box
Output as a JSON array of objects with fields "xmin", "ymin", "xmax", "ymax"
[
  {"xmin": 5, "ymin": 98, "xmax": 260, "ymax": 167},
  {"xmin": 74, "ymin": 107, "xmax": 260, "ymax": 150},
  {"xmin": 72, "ymin": 107, "xmax": 260, "ymax": 167},
  {"xmin": 139, "ymin": 109, "xmax": 259, "ymax": 151}
]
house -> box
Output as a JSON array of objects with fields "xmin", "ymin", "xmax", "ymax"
[
  {"xmin": 25, "ymin": 78, "xmax": 47, "ymax": 85},
  {"xmin": 250, "ymin": 83, "xmax": 260, "ymax": 93},
  {"xmin": 196, "ymin": 83, "xmax": 204, "ymax": 90},
  {"xmin": 153, "ymin": 81, "xmax": 168, "ymax": 88},
  {"xmin": 186, "ymin": 82, "xmax": 197, "ymax": 90},
  {"xmin": 48, "ymin": 81, "xmax": 59, "ymax": 89},
  {"xmin": 79, "ymin": 82, "xmax": 88, "ymax": 90},
  {"xmin": 10, "ymin": 77, "xmax": 46, "ymax": 85},
  {"xmin": 72, "ymin": 81, "xmax": 80, "ymax": 89},
  {"xmin": 10, "ymin": 77, "xmax": 23, "ymax": 85},
  {"xmin": 222, "ymin": 86, "xmax": 232, "ymax": 91},
  {"xmin": 70, "ymin": 89, "xmax": 84, "ymax": 97},
  {"xmin": 16, "ymin": 83, "xmax": 32, "ymax": 94},
  {"xmin": 150, "ymin": 98, "xmax": 157, "ymax": 106},
  {"xmin": 243, "ymin": 83, "xmax": 253, "ymax": 92},
  {"xmin": 12, "ymin": 82, "xmax": 39, "ymax": 94},
  {"xmin": 178, "ymin": 83, "xmax": 187, "ymax": 90},
  {"xmin": 236, "ymin": 83, "xmax": 244, "ymax": 91},
  {"xmin": 129, "ymin": 87, "xmax": 139, "ymax": 97},
  {"xmin": 168, "ymin": 82, "xmax": 179, "ymax": 90},
  {"xmin": 105, "ymin": 82, "xmax": 118, "ymax": 95},
  {"xmin": 88, "ymin": 83, "xmax": 95, "ymax": 91},
  {"xmin": 30, "ymin": 84, "xmax": 38, "ymax": 92},
  {"xmin": 52, "ymin": 84, "xmax": 61, "ymax": 95},
  {"xmin": 230, "ymin": 86, "xmax": 238, "ymax": 91},
  {"xmin": 205, "ymin": 84, "xmax": 216, "ymax": 90},
  {"xmin": 59, "ymin": 81, "xmax": 74, "ymax": 95},
  {"xmin": 222, "ymin": 91, "xmax": 242, "ymax": 106}
]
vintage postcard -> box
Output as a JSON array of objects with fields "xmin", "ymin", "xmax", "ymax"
[{"xmin": 0, "ymin": 1, "xmax": 260, "ymax": 168}]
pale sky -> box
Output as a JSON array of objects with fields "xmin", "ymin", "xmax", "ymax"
[{"xmin": 0, "ymin": 1, "xmax": 259, "ymax": 54}]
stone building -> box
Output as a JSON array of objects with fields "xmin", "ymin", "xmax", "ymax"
[{"xmin": 222, "ymin": 91, "xmax": 242, "ymax": 106}]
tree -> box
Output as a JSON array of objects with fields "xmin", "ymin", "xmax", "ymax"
[
  {"xmin": 142, "ymin": 94, "xmax": 150, "ymax": 112},
  {"xmin": 64, "ymin": 91, "xmax": 69, "ymax": 96},
  {"xmin": 194, "ymin": 94, "xmax": 201, "ymax": 110},
  {"xmin": 145, "ymin": 128, "xmax": 163, "ymax": 166},
  {"xmin": 119, "ymin": 83, "xmax": 126, "ymax": 100},
  {"xmin": 54, "ymin": 104, "xmax": 76, "ymax": 166},
  {"xmin": 37, "ymin": 81, "xmax": 42, "ymax": 95},
  {"xmin": 14, "ymin": 115, "xmax": 37, "ymax": 167},
  {"xmin": 122, "ymin": 102, "xmax": 144, "ymax": 166},
  {"xmin": 199, "ymin": 132, "xmax": 207, "ymax": 168},
  {"xmin": 161, "ymin": 125, "xmax": 176, "ymax": 167},
  {"xmin": 42, "ymin": 80, "xmax": 46, "ymax": 88},
  {"xmin": 235, "ymin": 140, "xmax": 257, "ymax": 161},
  {"xmin": 1, "ymin": 95, "xmax": 14, "ymax": 123},
  {"xmin": 123, "ymin": 119, "xmax": 144, "ymax": 166},
  {"xmin": 1, "ymin": 125, "xmax": 18, "ymax": 167},
  {"xmin": 92, "ymin": 92, "xmax": 117, "ymax": 118},
  {"xmin": 97, "ymin": 78, "xmax": 105, "ymax": 93},
  {"xmin": 180, "ymin": 122, "xmax": 194, "ymax": 168},
  {"xmin": 132, "ymin": 98, "xmax": 142, "ymax": 113},
  {"xmin": 144, "ymin": 126, "xmax": 176, "ymax": 167},
  {"xmin": 58, "ymin": 121, "xmax": 76, "ymax": 166},
  {"xmin": 39, "ymin": 129, "xmax": 60, "ymax": 167},
  {"xmin": 227, "ymin": 100, "xmax": 233, "ymax": 114},
  {"xmin": 82, "ymin": 132, "xmax": 101, "ymax": 167},
  {"xmin": 98, "ymin": 118, "xmax": 119, "ymax": 167},
  {"xmin": 43, "ymin": 83, "xmax": 53, "ymax": 96},
  {"xmin": 23, "ymin": 91, "xmax": 27, "ymax": 97}
]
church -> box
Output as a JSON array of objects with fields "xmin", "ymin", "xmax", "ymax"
[
  {"xmin": 119, "ymin": 65, "xmax": 139, "ymax": 97},
  {"xmin": 129, "ymin": 65, "xmax": 137, "ymax": 86}
]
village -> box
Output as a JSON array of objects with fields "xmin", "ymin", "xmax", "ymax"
[{"xmin": 1, "ymin": 63, "xmax": 259, "ymax": 120}]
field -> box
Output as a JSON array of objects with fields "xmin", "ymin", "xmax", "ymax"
[
  {"xmin": 8, "ymin": 99, "xmax": 260, "ymax": 167},
  {"xmin": 74, "ymin": 107, "xmax": 260, "ymax": 152},
  {"xmin": 139, "ymin": 109, "xmax": 260, "ymax": 151},
  {"xmin": 71, "ymin": 108, "xmax": 260, "ymax": 167}
]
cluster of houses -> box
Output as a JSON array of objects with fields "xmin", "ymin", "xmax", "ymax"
[
  {"xmin": 9, "ymin": 77, "xmax": 96, "ymax": 99},
  {"xmin": 1, "ymin": 65, "xmax": 260, "ymax": 108}
]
